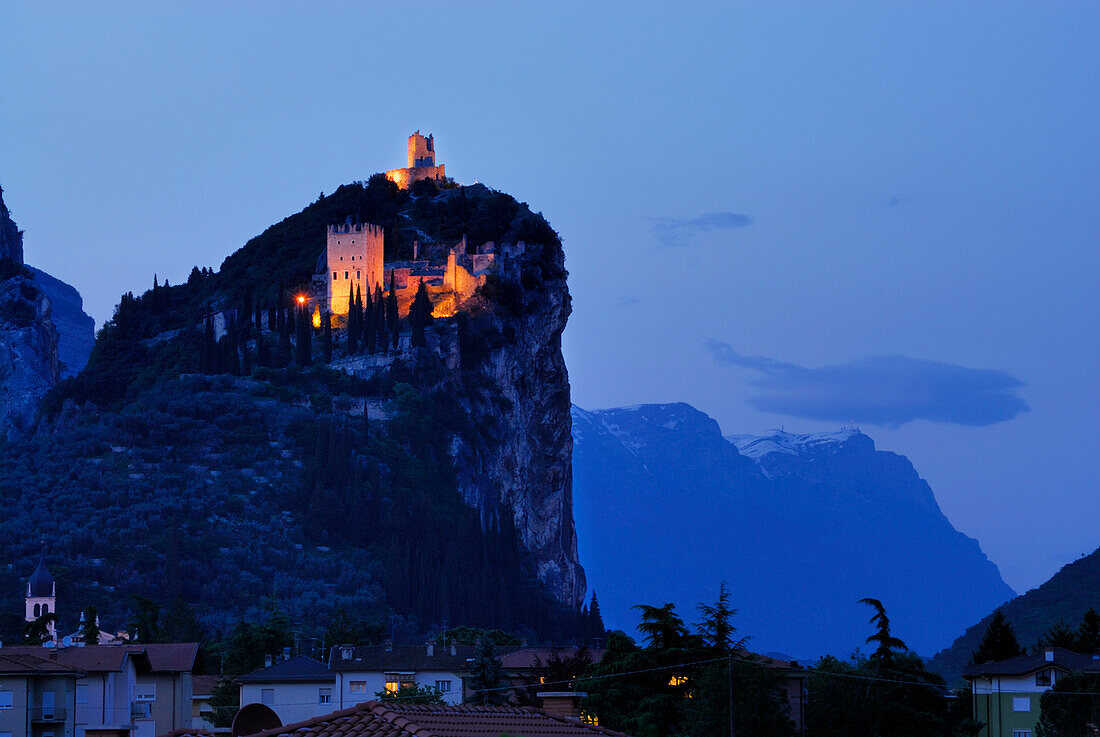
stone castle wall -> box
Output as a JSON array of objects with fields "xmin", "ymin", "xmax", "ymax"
[
  {"xmin": 385, "ymin": 164, "xmax": 445, "ymax": 190},
  {"xmin": 326, "ymin": 223, "xmax": 384, "ymax": 314}
]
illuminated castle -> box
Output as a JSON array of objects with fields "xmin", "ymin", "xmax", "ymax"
[
  {"xmin": 325, "ymin": 220, "xmax": 384, "ymax": 314},
  {"xmin": 385, "ymin": 131, "xmax": 446, "ymax": 190}
]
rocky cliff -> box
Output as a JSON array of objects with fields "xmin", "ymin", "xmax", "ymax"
[
  {"xmin": 28, "ymin": 267, "xmax": 95, "ymax": 377},
  {"xmin": 572, "ymin": 403, "xmax": 1014, "ymax": 658},
  {"xmin": 0, "ymin": 186, "xmax": 23, "ymax": 265},
  {"xmin": 0, "ymin": 270, "xmax": 60, "ymax": 440}
]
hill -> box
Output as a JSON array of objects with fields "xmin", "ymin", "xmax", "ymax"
[
  {"xmin": 572, "ymin": 403, "xmax": 1014, "ymax": 659},
  {"xmin": 929, "ymin": 545, "xmax": 1100, "ymax": 683},
  {"xmin": 0, "ymin": 174, "xmax": 584, "ymax": 643}
]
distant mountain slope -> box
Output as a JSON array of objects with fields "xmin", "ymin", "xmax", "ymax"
[
  {"xmin": 572, "ymin": 403, "xmax": 1014, "ymax": 658},
  {"xmin": 929, "ymin": 545, "xmax": 1100, "ymax": 683}
]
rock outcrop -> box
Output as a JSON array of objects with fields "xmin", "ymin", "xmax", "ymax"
[
  {"xmin": 29, "ymin": 267, "xmax": 95, "ymax": 377},
  {"xmin": 0, "ymin": 273, "xmax": 60, "ymax": 440},
  {"xmin": 0, "ymin": 186, "xmax": 24, "ymax": 265},
  {"xmin": 444, "ymin": 238, "xmax": 584, "ymax": 606},
  {"xmin": 572, "ymin": 403, "xmax": 1014, "ymax": 658}
]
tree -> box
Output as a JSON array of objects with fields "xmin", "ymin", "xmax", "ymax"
[
  {"xmin": 129, "ymin": 595, "xmax": 161, "ymax": 642},
  {"xmin": 160, "ymin": 596, "xmax": 206, "ymax": 644},
  {"xmin": 1079, "ymin": 608, "xmax": 1100, "ymax": 653},
  {"xmin": 466, "ymin": 638, "xmax": 508, "ymax": 705},
  {"xmin": 859, "ymin": 598, "xmax": 907, "ymax": 664},
  {"xmin": 80, "ymin": 605, "xmax": 101, "ymax": 645},
  {"xmin": 1039, "ymin": 620, "xmax": 1079, "ymax": 649},
  {"xmin": 208, "ymin": 677, "xmax": 240, "ymax": 728},
  {"xmin": 346, "ymin": 287, "xmax": 359, "ymax": 354},
  {"xmin": 387, "ymin": 273, "xmax": 399, "ymax": 350},
  {"xmin": 373, "ymin": 285, "xmax": 387, "ymax": 354},
  {"xmin": 376, "ymin": 684, "xmax": 444, "ymax": 704},
  {"xmin": 322, "ymin": 310, "xmax": 332, "ymax": 363},
  {"xmin": 409, "ymin": 281, "xmax": 433, "ymax": 348},
  {"xmin": 970, "ymin": 610, "xmax": 1024, "ymax": 665},
  {"xmin": 1036, "ymin": 671, "xmax": 1100, "ymax": 737},
  {"xmin": 635, "ymin": 602, "xmax": 689, "ymax": 651},
  {"xmin": 696, "ymin": 582, "xmax": 748, "ymax": 653},
  {"xmin": 22, "ymin": 613, "xmax": 57, "ymax": 645}
]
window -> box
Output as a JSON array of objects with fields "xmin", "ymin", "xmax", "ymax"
[
  {"xmin": 136, "ymin": 682, "xmax": 156, "ymax": 701},
  {"xmin": 349, "ymin": 681, "xmax": 367, "ymax": 694},
  {"xmin": 1036, "ymin": 669, "xmax": 1052, "ymax": 687},
  {"xmin": 42, "ymin": 604, "xmax": 49, "ymax": 615},
  {"xmin": 76, "ymin": 685, "xmax": 88, "ymax": 704},
  {"xmin": 0, "ymin": 691, "xmax": 12, "ymax": 709},
  {"xmin": 318, "ymin": 688, "xmax": 331, "ymax": 704},
  {"xmin": 1013, "ymin": 697, "xmax": 1031, "ymax": 712},
  {"xmin": 384, "ymin": 674, "xmax": 416, "ymax": 694},
  {"xmin": 435, "ymin": 680, "xmax": 451, "ymax": 693},
  {"xmin": 333, "ymin": 272, "xmax": 337, "ymax": 280},
  {"xmin": 356, "ymin": 271, "xmax": 361, "ymax": 279},
  {"xmin": 34, "ymin": 603, "xmax": 41, "ymax": 617},
  {"xmin": 1013, "ymin": 731, "xmax": 1031, "ymax": 737},
  {"xmin": 345, "ymin": 272, "xmax": 349, "ymax": 280},
  {"xmin": 260, "ymin": 689, "xmax": 274, "ymax": 706},
  {"xmin": 0, "ymin": 730, "xmax": 13, "ymax": 737}
]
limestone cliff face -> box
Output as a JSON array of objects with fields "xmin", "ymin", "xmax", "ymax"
[
  {"xmin": 0, "ymin": 186, "xmax": 24, "ymax": 265},
  {"xmin": 0, "ymin": 273, "xmax": 61, "ymax": 440},
  {"xmin": 439, "ymin": 242, "xmax": 585, "ymax": 607}
]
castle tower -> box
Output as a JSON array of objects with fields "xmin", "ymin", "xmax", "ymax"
[
  {"xmin": 25, "ymin": 549, "xmax": 57, "ymax": 639},
  {"xmin": 408, "ymin": 131, "xmax": 435, "ymax": 168},
  {"xmin": 386, "ymin": 131, "xmax": 446, "ymax": 189},
  {"xmin": 325, "ymin": 219, "xmax": 384, "ymax": 315}
]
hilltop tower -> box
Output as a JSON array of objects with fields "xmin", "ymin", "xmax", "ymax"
[
  {"xmin": 386, "ymin": 131, "xmax": 446, "ymax": 189},
  {"xmin": 25, "ymin": 549, "xmax": 57, "ymax": 639},
  {"xmin": 326, "ymin": 219, "xmax": 384, "ymax": 315}
]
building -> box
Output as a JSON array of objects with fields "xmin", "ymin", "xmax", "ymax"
[
  {"xmin": 963, "ymin": 647, "xmax": 1100, "ymax": 737},
  {"xmin": 0, "ymin": 645, "xmax": 200, "ymax": 737},
  {"xmin": 25, "ymin": 553, "xmax": 57, "ymax": 641},
  {"xmin": 324, "ymin": 221, "xmax": 384, "ymax": 315},
  {"xmin": 156, "ymin": 700, "xmax": 631, "ymax": 737},
  {"xmin": 0, "ymin": 651, "xmax": 84, "ymax": 737},
  {"xmin": 188, "ymin": 676, "xmax": 217, "ymax": 730},
  {"xmin": 237, "ymin": 656, "xmax": 334, "ymax": 726},
  {"xmin": 327, "ymin": 645, "xmax": 478, "ymax": 707},
  {"xmin": 384, "ymin": 132, "xmax": 446, "ymax": 190}
]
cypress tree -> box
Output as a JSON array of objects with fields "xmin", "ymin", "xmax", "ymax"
[
  {"xmin": 374, "ymin": 285, "xmax": 387, "ymax": 354},
  {"xmin": 322, "ymin": 310, "xmax": 332, "ymax": 363},
  {"xmin": 227, "ymin": 317, "xmax": 241, "ymax": 376},
  {"xmin": 241, "ymin": 336, "xmax": 252, "ymax": 376},
  {"xmin": 387, "ymin": 273, "xmax": 399, "ymax": 350},
  {"xmin": 1079, "ymin": 608, "xmax": 1100, "ymax": 654},
  {"xmin": 202, "ymin": 318, "xmax": 216, "ymax": 374},
  {"xmin": 255, "ymin": 304, "xmax": 263, "ymax": 333},
  {"xmin": 347, "ymin": 287, "xmax": 359, "ymax": 355},
  {"xmin": 276, "ymin": 305, "xmax": 292, "ymax": 368},
  {"xmin": 276, "ymin": 282, "xmax": 285, "ymax": 333},
  {"xmin": 268, "ymin": 305, "xmax": 277, "ymax": 334},
  {"xmin": 241, "ymin": 285, "xmax": 253, "ymax": 339},
  {"xmin": 362, "ymin": 286, "xmax": 372, "ymax": 354},
  {"xmin": 410, "ymin": 281, "xmax": 432, "ymax": 348}
]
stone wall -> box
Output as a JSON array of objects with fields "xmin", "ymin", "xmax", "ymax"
[{"xmin": 326, "ymin": 223, "xmax": 383, "ymax": 314}]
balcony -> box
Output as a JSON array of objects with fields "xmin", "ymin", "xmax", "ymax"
[{"xmin": 30, "ymin": 706, "xmax": 67, "ymax": 722}]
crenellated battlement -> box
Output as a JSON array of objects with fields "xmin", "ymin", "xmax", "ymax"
[{"xmin": 386, "ymin": 131, "xmax": 446, "ymax": 190}]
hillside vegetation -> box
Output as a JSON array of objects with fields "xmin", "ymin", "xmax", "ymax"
[
  {"xmin": 929, "ymin": 545, "xmax": 1100, "ymax": 683},
  {"xmin": 0, "ymin": 174, "xmax": 584, "ymax": 645}
]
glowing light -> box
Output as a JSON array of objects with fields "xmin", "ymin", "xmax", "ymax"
[
  {"xmin": 312, "ymin": 305, "xmax": 321, "ymax": 329},
  {"xmin": 296, "ymin": 294, "xmax": 307, "ymax": 306}
]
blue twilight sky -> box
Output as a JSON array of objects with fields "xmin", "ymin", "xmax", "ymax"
[{"xmin": 2, "ymin": 3, "xmax": 1097, "ymax": 600}]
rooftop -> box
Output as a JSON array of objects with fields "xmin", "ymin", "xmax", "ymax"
[
  {"xmin": 963, "ymin": 647, "xmax": 1100, "ymax": 678},
  {"xmin": 167, "ymin": 700, "xmax": 630, "ymax": 737},
  {"xmin": 0, "ymin": 651, "xmax": 85, "ymax": 676},
  {"xmin": 239, "ymin": 656, "xmax": 333, "ymax": 684},
  {"xmin": 327, "ymin": 645, "xmax": 481, "ymax": 673}
]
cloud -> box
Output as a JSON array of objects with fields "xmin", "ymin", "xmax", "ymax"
[
  {"xmin": 706, "ymin": 341, "xmax": 1029, "ymax": 427},
  {"xmin": 654, "ymin": 212, "xmax": 753, "ymax": 247}
]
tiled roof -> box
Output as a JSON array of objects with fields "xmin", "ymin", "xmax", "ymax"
[
  {"xmin": 0, "ymin": 652, "xmax": 85, "ymax": 676},
  {"xmin": 0, "ymin": 645, "xmax": 150, "ymax": 673},
  {"xmin": 141, "ymin": 643, "xmax": 201, "ymax": 673},
  {"xmin": 226, "ymin": 701, "xmax": 629, "ymax": 737},
  {"xmin": 240, "ymin": 656, "xmax": 334, "ymax": 683},
  {"xmin": 192, "ymin": 674, "xmax": 221, "ymax": 698},
  {"xmin": 963, "ymin": 648, "xmax": 1100, "ymax": 678},
  {"xmin": 328, "ymin": 646, "xmax": 481, "ymax": 673}
]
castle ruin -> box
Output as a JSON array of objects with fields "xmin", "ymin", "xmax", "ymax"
[
  {"xmin": 385, "ymin": 131, "xmax": 446, "ymax": 190},
  {"xmin": 324, "ymin": 220, "xmax": 384, "ymax": 314}
]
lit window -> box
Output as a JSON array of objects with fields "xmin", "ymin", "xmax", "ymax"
[
  {"xmin": 435, "ymin": 680, "xmax": 451, "ymax": 693},
  {"xmin": 385, "ymin": 674, "xmax": 416, "ymax": 694},
  {"xmin": 319, "ymin": 688, "xmax": 331, "ymax": 704},
  {"xmin": 261, "ymin": 689, "xmax": 274, "ymax": 705},
  {"xmin": 349, "ymin": 681, "xmax": 367, "ymax": 694},
  {"xmin": 1013, "ymin": 697, "xmax": 1031, "ymax": 712}
]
